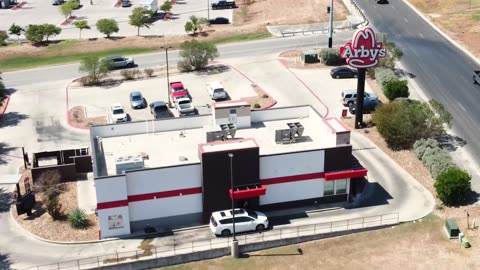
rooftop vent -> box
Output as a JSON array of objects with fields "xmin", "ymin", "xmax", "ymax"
[
  {"xmin": 287, "ymin": 122, "xmax": 304, "ymax": 138},
  {"xmin": 220, "ymin": 123, "xmax": 236, "ymax": 139}
]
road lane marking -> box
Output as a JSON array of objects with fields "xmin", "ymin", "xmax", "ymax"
[
  {"xmin": 458, "ymin": 103, "xmax": 467, "ymax": 112},
  {"xmin": 419, "ymin": 33, "xmax": 424, "ymax": 39},
  {"xmin": 403, "ymin": 17, "xmax": 408, "ymax": 23}
]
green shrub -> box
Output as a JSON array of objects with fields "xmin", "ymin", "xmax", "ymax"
[
  {"xmin": 434, "ymin": 168, "xmax": 471, "ymax": 206},
  {"xmin": 68, "ymin": 208, "xmax": 88, "ymax": 229},
  {"xmin": 319, "ymin": 48, "xmax": 345, "ymax": 66},
  {"xmin": 0, "ymin": 31, "xmax": 7, "ymax": 46},
  {"xmin": 120, "ymin": 69, "xmax": 141, "ymax": 80},
  {"xmin": 177, "ymin": 60, "xmax": 193, "ymax": 72},
  {"xmin": 375, "ymin": 67, "xmax": 396, "ymax": 88},
  {"xmin": 383, "ymin": 80, "xmax": 409, "ymax": 101},
  {"xmin": 144, "ymin": 68, "xmax": 154, "ymax": 77},
  {"xmin": 253, "ymin": 103, "xmax": 261, "ymax": 108},
  {"xmin": 413, "ymin": 138, "xmax": 439, "ymax": 159}
]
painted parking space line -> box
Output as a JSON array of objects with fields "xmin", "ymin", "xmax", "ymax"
[
  {"xmin": 418, "ymin": 33, "xmax": 424, "ymax": 39},
  {"xmin": 403, "ymin": 17, "xmax": 408, "ymax": 23}
]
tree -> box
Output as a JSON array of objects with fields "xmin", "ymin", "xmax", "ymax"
[
  {"xmin": 35, "ymin": 170, "xmax": 66, "ymax": 220},
  {"xmin": 435, "ymin": 167, "xmax": 472, "ymax": 206},
  {"xmin": 184, "ymin": 15, "xmax": 208, "ymax": 35},
  {"xmin": 179, "ymin": 40, "xmax": 219, "ymax": 70},
  {"xmin": 9, "ymin": 23, "xmax": 24, "ymax": 42},
  {"xmin": 79, "ymin": 56, "xmax": 112, "ymax": 85},
  {"xmin": 74, "ymin": 20, "xmax": 90, "ymax": 39},
  {"xmin": 0, "ymin": 31, "xmax": 7, "ymax": 46},
  {"xmin": 24, "ymin": 24, "xmax": 45, "ymax": 44},
  {"xmin": 371, "ymin": 99, "xmax": 451, "ymax": 150},
  {"xmin": 96, "ymin": 18, "xmax": 119, "ymax": 38},
  {"xmin": 383, "ymin": 80, "xmax": 409, "ymax": 101},
  {"xmin": 42, "ymin": 24, "xmax": 62, "ymax": 41},
  {"xmin": 0, "ymin": 73, "xmax": 6, "ymax": 106},
  {"xmin": 59, "ymin": 1, "xmax": 79, "ymax": 19},
  {"xmin": 160, "ymin": 0, "xmax": 172, "ymax": 13},
  {"xmin": 129, "ymin": 7, "xmax": 153, "ymax": 36}
]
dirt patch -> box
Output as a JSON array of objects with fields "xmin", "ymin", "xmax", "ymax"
[
  {"xmin": 69, "ymin": 105, "xmax": 108, "ymax": 128},
  {"xmin": 13, "ymin": 173, "xmax": 99, "ymax": 242},
  {"xmin": 242, "ymin": 84, "xmax": 276, "ymax": 109}
]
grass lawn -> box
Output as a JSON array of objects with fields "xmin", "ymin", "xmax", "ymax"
[{"xmin": 156, "ymin": 214, "xmax": 479, "ymax": 270}]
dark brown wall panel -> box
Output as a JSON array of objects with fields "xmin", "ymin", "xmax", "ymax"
[{"xmin": 324, "ymin": 145, "xmax": 352, "ymax": 172}]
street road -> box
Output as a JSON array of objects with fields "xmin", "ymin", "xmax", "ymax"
[{"xmin": 357, "ymin": 0, "xmax": 480, "ymax": 179}]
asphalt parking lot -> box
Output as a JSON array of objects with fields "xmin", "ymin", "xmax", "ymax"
[
  {"xmin": 68, "ymin": 64, "xmax": 257, "ymax": 121},
  {"xmin": 1, "ymin": 0, "xmax": 233, "ymax": 39}
]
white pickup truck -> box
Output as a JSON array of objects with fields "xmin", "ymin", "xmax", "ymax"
[
  {"xmin": 175, "ymin": 97, "xmax": 196, "ymax": 116},
  {"xmin": 474, "ymin": 71, "xmax": 480, "ymax": 85}
]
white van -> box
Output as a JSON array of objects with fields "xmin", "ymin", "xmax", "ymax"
[{"xmin": 209, "ymin": 208, "xmax": 269, "ymax": 237}]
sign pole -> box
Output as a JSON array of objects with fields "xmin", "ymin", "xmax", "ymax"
[
  {"xmin": 328, "ymin": 0, "xmax": 334, "ymax": 48},
  {"xmin": 354, "ymin": 68, "xmax": 366, "ymax": 129}
]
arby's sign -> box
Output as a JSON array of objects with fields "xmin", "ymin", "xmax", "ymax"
[{"xmin": 340, "ymin": 26, "xmax": 386, "ymax": 69}]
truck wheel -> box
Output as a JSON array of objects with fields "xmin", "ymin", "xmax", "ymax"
[
  {"xmin": 256, "ymin": 224, "xmax": 265, "ymax": 232},
  {"xmin": 221, "ymin": 229, "xmax": 231, "ymax": 237}
]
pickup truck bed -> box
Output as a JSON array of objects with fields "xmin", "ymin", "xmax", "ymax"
[{"xmin": 474, "ymin": 71, "xmax": 480, "ymax": 85}]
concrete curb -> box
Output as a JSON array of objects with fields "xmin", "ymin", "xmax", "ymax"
[
  {"xmin": 0, "ymin": 94, "xmax": 11, "ymax": 119},
  {"xmin": 402, "ymin": 0, "xmax": 480, "ymax": 66}
]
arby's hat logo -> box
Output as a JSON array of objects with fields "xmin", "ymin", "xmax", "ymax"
[{"xmin": 340, "ymin": 26, "xmax": 386, "ymax": 69}]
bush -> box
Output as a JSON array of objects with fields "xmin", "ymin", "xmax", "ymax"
[
  {"xmin": 179, "ymin": 40, "xmax": 219, "ymax": 70},
  {"xmin": 68, "ymin": 208, "xmax": 88, "ymax": 229},
  {"xmin": 253, "ymin": 103, "xmax": 261, "ymax": 108},
  {"xmin": 144, "ymin": 68, "xmax": 154, "ymax": 77},
  {"xmin": 413, "ymin": 138, "xmax": 439, "ymax": 159},
  {"xmin": 45, "ymin": 194, "xmax": 63, "ymax": 220},
  {"xmin": 434, "ymin": 168, "xmax": 472, "ymax": 206},
  {"xmin": 25, "ymin": 24, "xmax": 46, "ymax": 44},
  {"xmin": 0, "ymin": 31, "xmax": 7, "ymax": 46},
  {"xmin": 177, "ymin": 60, "xmax": 193, "ymax": 72},
  {"xmin": 375, "ymin": 67, "xmax": 396, "ymax": 88},
  {"xmin": 413, "ymin": 138, "xmax": 456, "ymax": 179},
  {"xmin": 383, "ymin": 80, "xmax": 409, "ymax": 101},
  {"xmin": 120, "ymin": 69, "xmax": 141, "ymax": 80},
  {"xmin": 319, "ymin": 48, "xmax": 345, "ymax": 66}
]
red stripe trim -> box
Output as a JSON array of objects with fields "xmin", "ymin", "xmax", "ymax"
[
  {"xmin": 97, "ymin": 200, "xmax": 128, "ymax": 210},
  {"xmin": 324, "ymin": 169, "xmax": 368, "ymax": 181},
  {"xmin": 127, "ymin": 187, "xmax": 202, "ymax": 202},
  {"xmin": 261, "ymin": 172, "xmax": 325, "ymax": 185}
]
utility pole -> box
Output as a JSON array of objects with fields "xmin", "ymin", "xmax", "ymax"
[
  {"xmin": 207, "ymin": 0, "xmax": 210, "ymax": 21},
  {"xmin": 160, "ymin": 46, "xmax": 173, "ymax": 108},
  {"xmin": 328, "ymin": 0, "xmax": 334, "ymax": 48},
  {"xmin": 229, "ymin": 153, "xmax": 239, "ymax": 258}
]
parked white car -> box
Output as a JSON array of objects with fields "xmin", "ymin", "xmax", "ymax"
[
  {"xmin": 174, "ymin": 97, "xmax": 195, "ymax": 116},
  {"xmin": 110, "ymin": 103, "xmax": 128, "ymax": 123},
  {"xmin": 341, "ymin": 89, "xmax": 378, "ymax": 106},
  {"xmin": 207, "ymin": 81, "xmax": 227, "ymax": 100},
  {"xmin": 209, "ymin": 208, "xmax": 269, "ymax": 237}
]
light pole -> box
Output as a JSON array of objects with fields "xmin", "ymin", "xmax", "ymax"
[
  {"xmin": 160, "ymin": 46, "xmax": 173, "ymax": 108},
  {"xmin": 228, "ymin": 153, "xmax": 239, "ymax": 258},
  {"xmin": 207, "ymin": 0, "xmax": 210, "ymax": 21},
  {"xmin": 328, "ymin": 0, "xmax": 334, "ymax": 48}
]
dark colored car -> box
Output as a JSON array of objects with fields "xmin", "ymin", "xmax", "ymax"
[
  {"xmin": 330, "ymin": 66, "xmax": 358, "ymax": 79},
  {"xmin": 150, "ymin": 101, "xmax": 174, "ymax": 119},
  {"xmin": 121, "ymin": 0, "xmax": 132, "ymax": 7},
  {"xmin": 376, "ymin": 0, "xmax": 388, "ymax": 4},
  {"xmin": 348, "ymin": 99, "xmax": 379, "ymax": 114},
  {"xmin": 211, "ymin": 0, "xmax": 236, "ymax": 9},
  {"xmin": 129, "ymin": 91, "xmax": 146, "ymax": 109},
  {"xmin": 209, "ymin": 17, "xmax": 230, "ymax": 24}
]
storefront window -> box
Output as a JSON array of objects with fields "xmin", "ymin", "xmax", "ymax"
[
  {"xmin": 324, "ymin": 180, "xmax": 334, "ymax": 196},
  {"xmin": 336, "ymin": 179, "xmax": 347, "ymax": 194}
]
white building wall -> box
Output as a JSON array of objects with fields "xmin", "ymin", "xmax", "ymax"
[
  {"xmin": 129, "ymin": 194, "xmax": 202, "ymax": 221},
  {"xmin": 126, "ymin": 164, "xmax": 202, "ymax": 195},
  {"xmin": 260, "ymin": 179, "xmax": 324, "ymax": 205},
  {"xmin": 98, "ymin": 207, "xmax": 131, "ymax": 238},
  {"xmin": 260, "ymin": 150, "xmax": 325, "ymax": 179},
  {"xmin": 251, "ymin": 106, "xmax": 310, "ymax": 122},
  {"xmin": 95, "ymin": 175, "xmax": 127, "ymax": 203}
]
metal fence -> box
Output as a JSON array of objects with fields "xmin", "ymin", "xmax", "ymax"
[{"xmin": 23, "ymin": 213, "xmax": 399, "ymax": 270}]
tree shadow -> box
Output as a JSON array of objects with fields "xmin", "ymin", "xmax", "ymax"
[
  {"xmin": 0, "ymin": 142, "xmax": 18, "ymax": 165},
  {"xmin": 106, "ymin": 36, "xmax": 125, "ymax": 41},
  {"xmin": 98, "ymin": 79, "xmax": 123, "ymax": 89},
  {"xmin": 0, "ymin": 253, "xmax": 13, "ymax": 270},
  {"xmin": 437, "ymin": 134, "xmax": 467, "ymax": 152},
  {"xmin": 0, "ymin": 112, "xmax": 29, "ymax": 128},
  {"xmin": 394, "ymin": 67, "xmax": 416, "ymax": 79},
  {"xmin": 195, "ymin": 64, "xmax": 230, "ymax": 75},
  {"xmin": 0, "ymin": 187, "xmax": 13, "ymax": 213}
]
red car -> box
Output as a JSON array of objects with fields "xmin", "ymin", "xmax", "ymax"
[{"xmin": 169, "ymin": 81, "xmax": 190, "ymax": 100}]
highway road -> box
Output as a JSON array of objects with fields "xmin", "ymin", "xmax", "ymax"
[{"xmin": 357, "ymin": 0, "xmax": 480, "ymax": 179}]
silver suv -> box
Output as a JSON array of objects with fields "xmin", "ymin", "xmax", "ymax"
[
  {"xmin": 341, "ymin": 89, "xmax": 378, "ymax": 106},
  {"xmin": 103, "ymin": 56, "xmax": 135, "ymax": 69}
]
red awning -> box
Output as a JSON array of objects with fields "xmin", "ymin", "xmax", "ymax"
[
  {"xmin": 324, "ymin": 168, "xmax": 368, "ymax": 181},
  {"xmin": 229, "ymin": 184, "xmax": 266, "ymax": 199}
]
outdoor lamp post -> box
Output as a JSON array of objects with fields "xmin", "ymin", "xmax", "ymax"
[
  {"xmin": 328, "ymin": 0, "xmax": 334, "ymax": 48},
  {"xmin": 207, "ymin": 0, "xmax": 210, "ymax": 21},
  {"xmin": 160, "ymin": 46, "xmax": 173, "ymax": 108},
  {"xmin": 228, "ymin": 153, "xmax": 239, "ymax": 258}
]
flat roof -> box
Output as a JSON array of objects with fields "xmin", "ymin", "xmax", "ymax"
[
  {"xmin": 324, "ymin": 117, "xmax": 350, "ymax": 133},
  {"xmin": 100, "ymin": 114, "xmax": 335, "ymax": 176},
  {"xmin": 213, "ymin": 100, "xmax": 250, "ymax": 108}
]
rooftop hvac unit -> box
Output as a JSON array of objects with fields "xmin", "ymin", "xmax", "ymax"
[
  {"xmin": 275, "ymin": 129, "xmax": 295, "ymax": 144},
  {"xmin": 220, "ymin": 123, "xmax": 236, "ymax": 139},
  {"xmin": 287, "ymin": 122, "xmax": 304, "ymax": 138},
  {"xmin": 206, "ymin": 130, "xmax": 226, "ymax": 142},
  {"xmin": 115, "ymin": 155, "xmax": 144, "ymax": 175}
]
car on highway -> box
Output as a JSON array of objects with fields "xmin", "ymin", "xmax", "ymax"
[
  {"xmin": 209, "ymin": 17, "xmax": 230, "ymax": 24},
  {"xmin": 206, "ymin": 81, "xmax": 228, "ymax": 100},
  {"xmin": 149, "ymin": 101, "xmax": 174, "ymax": 119},
  {"xmin": 51, "ymin": 0, "xmax": 64, "ymax": 5},
  {"xmin": 129, "ymin": 91, "xmax": 146, "ymax": 109},
  {"xmin": 110, "ymin": 103, "xmax": 128, "ymax": 123},
  {"xmin": 376, "ymin": 0, "xmax": 388, "ymax": 4},
  {"xmin": 121, "ymin": 0, "xmax": 132, "ymax": 7},
  {"xmin": 174, "ymin": 97, "xmax": 195, "ymax": 116},
  {"xmin": 103, "ymin": 56, "xmax": 135, "ymax": 69},
  {"xmin": 348, "ymin": 98, "xmax": 380, "ymax": 114},
  {"xmin": 330, "ymin": 66, "xmax": 358, "ymax": 79},
  {"xmin": 211, "ymin": 0, "xmax": 236, "ymax": 9},
  {"xmin": 341, "ymin": 89, "xmax": 378, "ymax": 106},
  {"xmin": 209, "ymin": 208, "xmax": 269, "ymax": 237}
]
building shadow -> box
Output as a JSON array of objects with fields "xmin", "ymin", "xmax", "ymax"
[
  {"xmin": 0, "ymin": 187, "xmax": 13, "ymax": 213},
  {"xmin": 0, "ymin": 142, "xmax": 17, "ymax": 165},
  {"xmin": 352, "ymin": 181, "xmax": 393, "ymax": 208}
]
